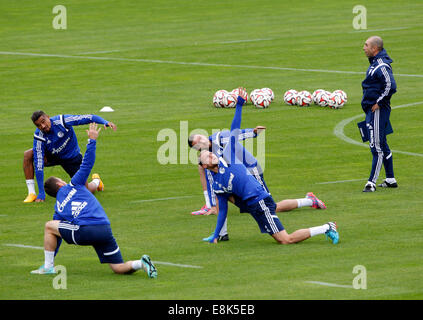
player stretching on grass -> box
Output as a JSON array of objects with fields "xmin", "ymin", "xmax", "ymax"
[
  {"xmin": 189, "ymin": 88, "xmax": 327, "ymax": 241},
  {"xmin": 31, "ymin": 123, "xmax": 157, "ymax": 278},
  {"xmin": 23, "ymin": 111, "xmax": 117, "ymax": 203},
  {"xmin": 198, "ymin": 93, "xmax": 339, "ymax": 245}
]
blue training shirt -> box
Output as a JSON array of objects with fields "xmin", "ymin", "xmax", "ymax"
[
  {"xmin": 33, "ymin": 114, "xmax": 109, "ymax": 199},
  {"xmin": 53, "ymin": 139, "xmax": 110, "ymax": 225}
]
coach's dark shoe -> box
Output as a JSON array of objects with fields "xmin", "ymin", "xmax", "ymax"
[
  {"xmin": 362, "ymin": 183, "xmax": 376, "ymax": 192},
  {"xmin": 218, "ymin": 234, "xmax": 229, "ymax": 241},
  {"xmin": 378, "ymin": 180, "xmax": 398, "ymax": 188}
]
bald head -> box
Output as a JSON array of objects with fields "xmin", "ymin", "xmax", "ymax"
[
  {"xmin": 363, "ymin": 36, "xmax": 383, "ymax": 58},
  {"xmin": 368, "ymin": 36, "xmax": 383, "ymax": 50}
]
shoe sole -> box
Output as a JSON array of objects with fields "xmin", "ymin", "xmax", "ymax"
[{"xmin": 141, "ymin": 255, "xmax": 157, "ymax": 278}]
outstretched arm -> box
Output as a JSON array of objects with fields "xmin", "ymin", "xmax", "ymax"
[
  {"xmin": 33, "ymin": 137, "xmax": 46, "ymax": 201},
  {"xmin": 210, "ymin": 194, "xmax": 229, "ymax": 243},
  {"xmin": 70, "ymin": 123, "xmax": 102, "ymax": 186},
  {"xmin": 63, "ymin": 114, "xmax": 117, "ymax": 131}
]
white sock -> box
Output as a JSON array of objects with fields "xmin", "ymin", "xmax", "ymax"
[
  {"xmin": 366, "ymin": 181, "xmax": 375, "ymax": 186},
  {"xmin": 309, "ymin": 224, "xmax": 330, "ymax": 237},
  {"xmin": 219, "ymin": 218, "xmax": 228, "ymax": 236},
  {"xmin": 26, "ymin": 179, "xmax": 36, "ymax": 195},
  {"xmin": 91, "ymin": 179, "xmax": 100, "ymax": 188},
  {"xmin": 385, "ymin": 178, "xmax": 396, "ymax": 184},
  {"xmin": 204, "ymin": 191, "xmax": 211, "ymax": 208},
  {"xmin": 131, "ymin": 260, "xmax": 142, "ymax": 271},
  {"xmin": 44, "ymin": 250, "xmax": 55, "ymax": 269},
  {"xmin": 297, "ymin": 198, "xmax": 313, "ymax": 208}
]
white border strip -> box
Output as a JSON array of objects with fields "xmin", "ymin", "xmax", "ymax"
[
  {"xmin": 1, "ymin": 51, "xmax": 423, "ymax": 78},
  {"xmin": 334, "ymin": 101, "xmax": 423, "ymax": 157},
  {"xmin": 305, "ymin": 281, "xmax": 353, "ymax": 288}
]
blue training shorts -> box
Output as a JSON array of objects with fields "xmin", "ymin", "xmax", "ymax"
[
  {"xmin": 247, "ymin": 196, "xmax": 284, "ymax": 235},
  {"xmin": 58, "ymin": 221, "xmax": 124, "ymax": 264}
]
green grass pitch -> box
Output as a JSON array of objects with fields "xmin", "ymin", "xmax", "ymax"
[{"xmin": 0, "ymin": 0, "xmax": 422, "ymax": 300}]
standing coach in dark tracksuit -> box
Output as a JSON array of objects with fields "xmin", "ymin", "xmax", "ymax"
[{"xmin": 361, "ymin": 36, "xmax": 398, "ymax": 192}]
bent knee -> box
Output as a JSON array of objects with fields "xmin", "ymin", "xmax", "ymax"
[{"xmin": 24, "ymin": 149, "xmax": 33, "ymax": 161}]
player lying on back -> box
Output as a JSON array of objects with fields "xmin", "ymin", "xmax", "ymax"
[
  {"xmin": 31, "ymin": 123, "xmax": 157, "ymax": 278},
  {"xmin": 198, "ymin": 93, "xmax": 339, "ymax": 245},
  {"xmin": 23, "ymin": 111, "xmax": 116, "ymax": 203}
]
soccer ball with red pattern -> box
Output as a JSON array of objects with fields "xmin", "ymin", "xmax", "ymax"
[
  {"xmin": 283, "ymin": 89, "xmax": 298, "ymax": 105},
  {"xmin": 328, "ymin": 91, "xmax": 346, "ymax": 109},
  {"xmin": 253, "ymin": 92, "xmax": 271, "ymax": 109},
  {"xmin": 295, "ymin": 90, "xmax": 312, "ymax": 107},
  {"xmin": 312, "ymin": 89, "xmax": 331, "ymax": 107},
  {"xmin": 261, "ymin": 88, "xmax": 274, "ymax": 102},
  {"xmin": 213, "ymin": 90, "xmax": 228, "ymax": 108},
  {"xmin": 224, "ymin": 92, "xmax": 238, "ymax": 108}
]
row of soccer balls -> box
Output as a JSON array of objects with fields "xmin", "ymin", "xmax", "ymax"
[
  {"xmin": 284, "ymin": 89, "xmax": 348, "ymax": 109},
  {"xmin": 213, "ymin": 88, "xmax": 275, "ymax": 109},
  {"xmin": 213, "ymin": 88, "xmax": 347, "ymax": 109}
]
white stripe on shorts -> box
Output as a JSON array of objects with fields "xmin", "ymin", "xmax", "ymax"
[
  {"xmin": 103, "ymin": 246, "xmax": 120, "ymax": 256},
  {"xmin": 259, "ymin": 199, "xmax": 279, "ymax": 234}
]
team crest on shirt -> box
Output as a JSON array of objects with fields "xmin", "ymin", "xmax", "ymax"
[
  {"xmin": 219, "ymin": 167, "xmax": 225, "ymax": 174},
  {"xmin": 57, "ymin": 131, "xmax": 64, "ymax": 138}
]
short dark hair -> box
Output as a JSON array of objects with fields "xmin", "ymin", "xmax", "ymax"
[
  {"xmin": 188, "ymin": 134, "xmax": 195, "ymax": 148},
  {"xmin": 44, "ymin": 177, "xmax": 61, "ymax": 198},
  {"xmin": 31, "ymin": 110, "xmax": 46, "ymax": 123}
]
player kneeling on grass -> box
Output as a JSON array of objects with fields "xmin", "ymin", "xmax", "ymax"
[
  {"xmin": 199, "ymin": 93, "xmax": 339, "ymax": 245},
  {"xmin": 31, "ymin": 123, "xmax": 157, "ymax": 278}
]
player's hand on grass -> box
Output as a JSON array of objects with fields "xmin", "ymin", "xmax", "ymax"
[
  {"xmin": 254, "ymin": 126, "xmax": 266, "ymax": 135},
  {"xmin": 105, "ymin": 121, "xmax": 117, "ymax": 131},
  {"xmin": 87, "ymin": 123, "xmax": 102, "ymax": 140}
]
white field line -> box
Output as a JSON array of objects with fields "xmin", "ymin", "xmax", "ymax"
[
  {"xmin": 349, "ymin": 27, "xmax": 410, "ymax": 33},
  {"xmin": 131, "ymin": 195, "xmax": 196, "ymax": 203},
  {"xmin": 219, "ymin": 38, "xmax": 273, "ymax": 44},
  {"xmin": 333, "ymin": 101, "xmax": 423, "ymax": 157},
  {"xmin": 4, "ymin": 243, "xmax": 44, "ymax": 250},
  {"xmin": 0, "ymin": 214, "xmax": 8, "ymax": 217},
  {"xmin": 153, "ymin": 261, "xmax": 203, "ymax": 269},
  {"xmin": 3, "ymin": 244, "xmax": 203, "ymax": 269},
  {"xmin": 316, "ymin": 179, "xmax": 365, "ymax": 185},
  {"xmin": 78, "ymin": 49, "xmax": 122, "ymax": 55},
  {"xmin": 305, "ymin": 281, "xmax": 353, "ymax": 289},
  {"xmin": 1, "ymin": 51, "xmax": 423, "ymax": 78}
]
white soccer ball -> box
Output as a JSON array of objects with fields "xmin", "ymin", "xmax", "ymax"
[
  {"xmin": 249, "ymin": 89, "xmax": 262, "ymax": 105},
  {"xmin": 253, "ymin": 92, "xmax": 271, "ymax": 109},
  {"xmin": 213, "ymin": 90, "xmax": 228, "ymax": 108},
  {"xmin": 333, "ymin": 90, "xmax": 348, "ymax": 103},
  {"xmin": 295, "ymin": 90, "xmax": 312, "ymax": 107},
  {"xmin": 283, "ymin": 89, "xmax": 297, "ymax": 105},
  {"xmin": 328, "ymin": 91, "xmax": 346, "ymax": 109},
  {"xmin": 261, "ymin": 88, "xmax": 274, "ymax": 101},
  {"xmin": 224, "ymin": 92, "xmax": 238, "ymax": 108},
  {"xmin": 231, "ymin": 88, "xmax": 248, "ymax": 104},
  {"xmin": 313, "ymin": 90, "xmax": 331, "ymax": 107},
  {"xmin": 312, "ymin": 89, "xmax": 325, "ymax": 104}
]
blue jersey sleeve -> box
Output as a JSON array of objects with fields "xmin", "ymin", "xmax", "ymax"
[
  {"xmin": 375, "ymin": 66, "xmax": 397, "ymax": 105},
  {"xmin": 230, "ymin": 96, "xmax": 245, "ymax": 131},
  {"xmin": 211, "ymin": 194, "xmax": 229, "ymax": 242},
  {"xmin": 222, "ymin": 96, "xmax": 245, "ymax": 166},
  {"xmin": 63, "ymin": 114, "xmax": 109, "ymax": 128},
  {"xmin": 33, "ymin": 136, "xmax": 46, "ymax": 199},
  {"xmin": 70, "ymin": 139, "xmax": 97, "ymax": 186}
]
